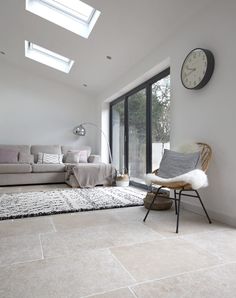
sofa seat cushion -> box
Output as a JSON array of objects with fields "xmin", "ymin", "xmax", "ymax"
[
  {"xmin": 0, "ymin": 164, "xmax": 32, "ymax": 174},
  {"xmin": 32, "ymin": 164, "xmax": 65, "ymax": 173}
]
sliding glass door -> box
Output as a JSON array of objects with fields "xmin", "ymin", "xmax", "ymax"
[
  {"xmin": 128, "ymin": 88, "xmax": 146, "ymax": 182},
  {"xmin": 111, "ymin": 100, "xmax": 125, "ymax": 173},
  {"xmin": 151, "ymin": 74, "xmax": 170, "ymax": 171},
  {"xmin": 110, "ymin": 68, "xmax": 170, "ymax": 186}
]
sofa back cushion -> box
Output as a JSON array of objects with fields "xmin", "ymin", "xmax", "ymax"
[
  {"xmin": 0, "ymin": 148, "xmax": 18, "ymax": 163},
  {"xmin": 0, "ymin": 145, "xmax": 30, "ymax": 155},
  {"xmin": 62, "ymin": 146, "xmax": 91, "ymax": 162},
  {"xmin": 31, "ymin": 145, "xmax": 62, "ymax": 163}
]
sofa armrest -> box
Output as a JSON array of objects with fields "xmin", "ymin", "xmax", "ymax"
[{"xmin": 88, "ymin": 155, "xmax": 101, "ymax": 163}]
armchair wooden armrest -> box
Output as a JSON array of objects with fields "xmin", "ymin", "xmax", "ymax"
[{"xmin": 152, "ymin": 168, "xmax": 159, "ymax": 175}]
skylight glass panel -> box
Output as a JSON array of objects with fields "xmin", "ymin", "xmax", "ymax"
[
  {"xmin": 42, "ymin": 0, "xmax": 95, "ymax": 23},
  {"xmin": 25, "ymin": 41, "xmax": 74, "ymax": 73},
  {"xmin": 26, "ymin": 0, "xmax": 101, "ymax": 38}
]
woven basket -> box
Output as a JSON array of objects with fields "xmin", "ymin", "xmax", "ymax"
[
  {"xmin": 144, "ymin": 191, "xmax": 172, "ymax": 210},
  {"xmin": 116, "ymin": 174, "xmax": 129, "ymax": 187}
]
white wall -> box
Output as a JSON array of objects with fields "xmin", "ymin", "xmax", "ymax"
[
  {"xmin": 98, "ymin": 0, "xmax": 236, "ymax": 226},
  {"xmin": 0, "ymin": 61, "xmax": 99, "ymax": 153}
]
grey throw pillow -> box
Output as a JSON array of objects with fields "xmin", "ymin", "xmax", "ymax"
[
  {"xmin": 18, "ymin": 152, "xmax": 34, "ymax": 164},
  {"xmin": 0, "ymin": 149, "xmax": 18, "ymax": 163},
  {"xmin": 158, "ymin": 149, "xmax": 200, "ymax": 178},
  {"xmin": 65, "ymin": 151, "xmax": 80, "ymax": 163}
]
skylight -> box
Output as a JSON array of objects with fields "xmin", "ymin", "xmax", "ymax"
[
  {"xmin": 25, "ymin": 41, "xmax": 74, "ymax": 73},
  {"xmin": 26, "ymin": 0, "xmax": 101, "ymax": 38}
]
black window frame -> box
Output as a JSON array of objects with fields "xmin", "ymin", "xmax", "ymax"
[{"xmin": 110, "ymin": 67, "xmax": 170, "ymax": 187}]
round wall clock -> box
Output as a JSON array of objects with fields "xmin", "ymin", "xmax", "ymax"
[{"xmin": 181, "ymin": 48, "xmax": 215, "ymax": 90}]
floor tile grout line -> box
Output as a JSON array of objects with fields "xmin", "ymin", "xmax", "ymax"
[
  {"xmin": 69, "ymin": 260, "xmax": 236, "ymax": 298},
  {"xmin": 99, "ymin": 231, "xmax": 224, "ymax": 253},
  {"xmin": 140, "ymin": 223, "xmax": 165, "ymax": 239},
  {"xmin": 49, "ymin": 217, "xmax": 57, "ymax": 232},
  {"xmin": 108, "ymin": 248, "xmax": 137, "ymax": 283},
  {"xmin": 180, "ymin": 227, "xmax": 233, "ymax": 238},
  {"xmin": 128, "ymin": 286, "xmax": 139, "ymax": 298},
  {"xmin": 179, "ymin": 237, "xmax": 226, "ymax": 261},
  {"xmin": 127, "ymin": 260, "xmax": 236, "ymax": 288},
  {"xmin": 0, "ymin": 257, "xmax": 44, "ymax": 269},
  {"xmin": 38, "ymin": 233, "xmax": 44, "ymax": 260},
  {"xmin": 104, "ymin": 237, "xmax": 165, "ymax": 251},
  {"xmin": 80, "ymin": 286, "xmax": 135, "ymax": 298}
]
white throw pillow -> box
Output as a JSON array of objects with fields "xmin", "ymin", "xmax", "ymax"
[
  {"xmin": 37, "ymin": 153, "xmax": 63, "ymax": 164},
  {"xmin": 78, "ymin": 150, "xmax": 88, "ymax": 163}
]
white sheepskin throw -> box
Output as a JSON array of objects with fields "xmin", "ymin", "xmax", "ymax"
[{"xmin": 145, "ymin": 169, "xmax": 208, "ymax": 190}]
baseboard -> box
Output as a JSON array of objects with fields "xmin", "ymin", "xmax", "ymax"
[{"xmin": 182, "ymin": 201, "xmax": 236, "ymax": 228}]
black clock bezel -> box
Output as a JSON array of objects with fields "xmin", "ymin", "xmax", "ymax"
[{"xmin": 181, "ymin": 48, "xmax": 215, "ymax": 90}]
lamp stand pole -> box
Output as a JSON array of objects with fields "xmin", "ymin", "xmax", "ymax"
[{"xmin": 73, "ymin": 122, "xmax": 113, "ymax": 164}]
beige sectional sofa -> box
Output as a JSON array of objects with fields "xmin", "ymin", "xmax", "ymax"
[{"xmin": 0, "ymin": 145, "xmax": 100, "ymax": 186}]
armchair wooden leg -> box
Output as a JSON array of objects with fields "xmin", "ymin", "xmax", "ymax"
[
  {"xmin": 143, "ymin": 187, "xmax": 163, "ymax": 222},
  {"xmin": 195, "ymin": 190, "xmax": 212, "ymax": 224}
]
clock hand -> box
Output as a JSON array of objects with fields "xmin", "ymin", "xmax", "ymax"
[
  {"xmin": 186, "ymin": 69, "xmax": 196, "ymax": 77},
  {"xmin": 186, "ymin": 66, "xmax": 196, "ymax": 71}
]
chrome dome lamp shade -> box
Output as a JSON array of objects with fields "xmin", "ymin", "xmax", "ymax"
[{"xmin": 73, "ymin": 125, "xmax": 86, "ymax": 136}]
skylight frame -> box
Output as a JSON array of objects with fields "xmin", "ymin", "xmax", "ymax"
[
  {"xmin": 41, "ymin": 0, "xmax": 96, "ymax": 24},
  {"xmin": 25, "ymin": 41, "xmax": 74, "ymax": 73},
  {"xmin": 26, "ymin": 0, "xmax": 101, "ymax": 38}
]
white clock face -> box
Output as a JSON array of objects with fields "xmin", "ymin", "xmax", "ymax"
[{"xmin": 181, "ymin": 49, "xmax": 208, "ymax": 89}]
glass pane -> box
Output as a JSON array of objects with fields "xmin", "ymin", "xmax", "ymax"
[
  {"xmin": 128, "ymin": 89, "xmax": 146, "ymax": 182},
  {"xmin": 111, "ymin": 101, "xmax": 125, "ymax": 174},
  {"xmin": 152, "ymin": 75, "xmax": 171, "ymax": 171},
  {"xmin": 46, "ymin": 0, "xmax": 95, "ymax": 22}
]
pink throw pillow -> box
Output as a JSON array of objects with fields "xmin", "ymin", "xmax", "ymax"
[
  {"xmin": 79, "ymin": 150, "xmax": 88, "ymax": 163},
  {"xmin": 0, "ymin": 149, "xmax": 18, "ymax": 163}
]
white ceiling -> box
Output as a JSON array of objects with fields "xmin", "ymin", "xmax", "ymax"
[{"xmin": 0, "ymin": 0, "xmax": 213, "ymax": 97}]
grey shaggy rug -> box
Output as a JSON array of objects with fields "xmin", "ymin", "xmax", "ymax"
[{"xmin": 0, "ymin": 187, "xmax": 146, "ymax": 220}]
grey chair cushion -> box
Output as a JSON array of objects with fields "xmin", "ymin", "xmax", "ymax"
[
  {"xmin": 0, "ymin": 164, "xmax": 32, "ymax": 174},
  {"xmin": 158, "ymin": 149, "xmax": 200, "ymax": 178},
  {"xmin": 31, "ymin": 145, "xmax": 62, "ymax": 163},
  {"xmin": 32, "ymin": 164, "xmax": 65, "ymax": 173}
]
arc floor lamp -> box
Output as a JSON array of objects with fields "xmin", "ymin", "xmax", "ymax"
[{"xmin": 73, "ymin": 122, "xmax": 113, "ymax": 164}]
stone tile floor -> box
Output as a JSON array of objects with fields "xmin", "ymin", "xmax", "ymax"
[{"xmin": 0, "ymin": 184, "xmax": 235, "ymax": 298}]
